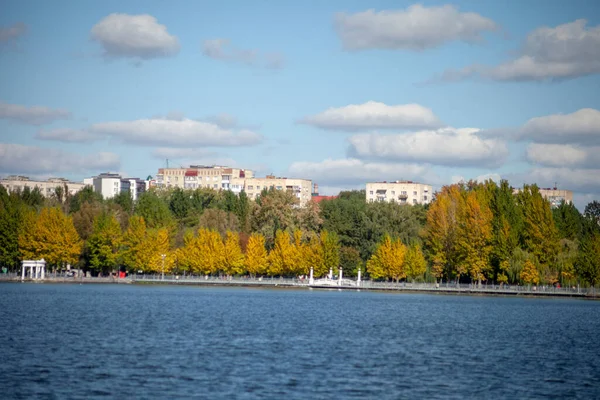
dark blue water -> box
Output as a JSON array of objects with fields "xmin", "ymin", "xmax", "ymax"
[{"xmin": 1, "ymin": 284, "xmax": 599, "ymax": 399}]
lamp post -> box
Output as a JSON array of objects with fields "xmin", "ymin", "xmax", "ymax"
[{"xmin": 161, "ymin": 254, "xmax": 166, "ymax": 280}]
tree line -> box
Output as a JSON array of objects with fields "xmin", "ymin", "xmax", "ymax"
[{"xmin": 1, "ymin": 180, "xmax": 599, "ymax": 286}]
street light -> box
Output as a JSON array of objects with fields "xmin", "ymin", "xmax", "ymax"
[{"xmin": 161, "ymin": 254, "xmax": 166, "ymax": 280}]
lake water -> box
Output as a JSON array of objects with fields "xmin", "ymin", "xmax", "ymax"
[{"xmin": 1, "ymin": 283, "xmax": 599, "ymax": 399}]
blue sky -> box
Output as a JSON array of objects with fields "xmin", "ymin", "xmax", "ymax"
[{"xmin": 1, "ymin": 0, "xmax": 599, "ymax": 209}]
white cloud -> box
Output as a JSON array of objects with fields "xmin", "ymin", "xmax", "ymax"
[
  {"xmin": 152, "ymin": 148, "xmax": 219, "ymax": 159},
  {"xmin": 519, "ymin": 108, "xmax": 600, "ymax": 145},
  {"xmin": 334, "ymin": 4, "xmax": 497, "ymax": 51},
  {"xmin": 36, "ymin": 128, "xmax": 99, "ymax": 143},
  {"xmin": 0, "ymin": 22, "xmax": 27, "ymax": 44},
  {"xmin": 202, "ymin": 38, "xmax": 284, "ymax": 69},
  {"xmin": 348, "ymin": 128, "xmax": 508, "ymax": 167},
  {"xmin": 300, "ymin": 101, "xmax": 442, "ymax": 131},
  {"xmin": 91, "ymin": 13, "xmax": 179, "ymax": 60},
  {"xmin": 436, "ymin": 19, "xmax": 600, "ymax": 82},
  {"xmin": 527, "ymin": 143, "xmax": 600, "ymax": 168},
  {"xmin": 0, "ymin": 101, "xmax": 71, "ymax": 125},
  {"xmin": 89, "ymin": 118, "xmax": 263, "ymax": 147},
  {"xmin": 205, "ymin": 113, "xmax": 238, "ymax": 129},
  {"xmin": 452, "ymin": 173, "xmax": 502, "ymax": 184},
  {"xmin": 0, "ymin": 143, "xmax": 119, "ymax": 175},
  {"xmin": 288, "ymin": 158, "xmax": 432, "ymax": 186}
]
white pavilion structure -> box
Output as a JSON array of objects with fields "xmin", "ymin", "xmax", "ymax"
[{"xmin": 22, "ymin": 259, "xmax": 46, "ymax": 281}]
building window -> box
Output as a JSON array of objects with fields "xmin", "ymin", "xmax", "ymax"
[
  {"xmin": 369, "ymin": 191, "xmax": 373, "ymax": 195},
  {"xmin": 276, "ymin": 186, "xmax": 282, "ymax": 190},
  {"xmin": 391, "ymin": 191, "xmax": 395, "ymax": 195},
  {"xmin": 413, "ymin": 191, "xmax": 417, "ymax": 195},
  {"xmin": 413, "ymin": 199, "xmax": 417, "ymax": 204},
  {"xmin": 424, "ymin": 195, "xmax": 428, "ymax": 201},
  {"xmin": 401, "ymin": 191, "xmax": 407, "ymax": 195},
  {"xmin": 256, "ymin": 186, "xmax": 261, "ymax": 190}
]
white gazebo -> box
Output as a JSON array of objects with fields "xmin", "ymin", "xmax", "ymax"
[{"xmin": 22, "ymin": 259, "xmax": 46, "ymax": 281}]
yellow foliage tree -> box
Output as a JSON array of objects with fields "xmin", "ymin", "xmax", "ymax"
[
  {"xmin": 520, "ymin": 259, "xmax": 540, "ymax": 285},
  {"xmin": 245, "ymin": 233, "xmax": 268, "ymax": 277},
  {"xmin": 290, "ymin": 229, "xmax": 308, "ymax": 276},
  {"xmin": 221, "ymin": 231, "xmax": 245, "ymax": 276},
  {"xmin": 367, "ymin": 235, "xmax": 406, "ymax": 281},
  {"xmin": 177, "ymin": 230, "xmax": 203, "ymax": 274},
  {"xmin": 405, "ymin": 244, "xmax": 427, "ymax": 281},
  {"xmin": 120, "ymin": 216, "xmax": 152, "ymax": 273},
  {"xmin": 457, "ymin": 191, "xmax": 493, "ymax": 286},
  {"xmin": 196, "ymin": 228, "xmax": 223, "ymax": 275},
  {"xmin": 19, "ymin": 207, "xmax": 82, "ymax": 270},
  {"xmin": 268, "ymin": 230, "xmax": 293, "ymax": 276},
  {"xmin": 306, "ymin": 234, "xmax": 325, "ymax": 277},
  {"xmin": 145, "ymin": 227, "xmax": 174, "ymax": 274},
  {"xmin": 425, "ymin": 185, "xmax": 461, "ymax": 282}
]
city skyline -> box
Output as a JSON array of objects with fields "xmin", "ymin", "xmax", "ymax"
[{"xmin": 1, "ymin": 0, "xmax": 599, "ymax": 209}]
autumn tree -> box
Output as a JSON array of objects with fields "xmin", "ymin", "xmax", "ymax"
[
  {"xmin": 456, "ymin": 190, "xmax": 493, "ymax": 286},
  {"xmin": 321, "ymin": 230, "xmax": 340, "ymax": 276},
  {"xmin": 196, "ymin": 228, "xmax": 223, "ymax": 275},
  {"xmin": 221, "ymin": 231, "xmax": 245, "ymax": 276},
  {"xmin": 120, "ymin": 215, "xmax": 152, "ymax": 273},
  {"xmin": 520, "ymin": 259, "xmax": 540, "ymax": 286},
  {"xmin": 367, "ymin": 235, "xmax": 406, "ymax": 282},
  {"xmin": 245, "ymin": 233, "xmax": 268, "ymax": 277},
  {"xmin": 268, "ymin": 230, "xmax": 294, "ymax": 276},
  {"xmin": 405, "ymin": 244, "xmax": 427, "ymax": 282},
  {"xmin": 19, "ymin": 207, "xmax": 82, "ymax": 271},
  {"xmin": 425, "ymin": 185, "xmax": 462, "ymax": 282}
]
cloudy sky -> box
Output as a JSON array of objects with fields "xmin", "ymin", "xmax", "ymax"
[{"xmin": 1, "ymin": 0, "xmax": 599, "ymax": 209}]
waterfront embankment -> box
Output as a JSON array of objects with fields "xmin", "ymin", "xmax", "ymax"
[{"xmin": 1, "ymin": 273, "xmax": 595, "ymax": 298}]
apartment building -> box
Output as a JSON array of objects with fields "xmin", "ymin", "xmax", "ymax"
[
  {"xmin": 155, "ymin": 165, "xmax": 254, "ymax": 191},
  {"xmin": 513, "ymin": 186, "xmax": 573, "ymax": 208},
  {"xmin": 0, "ymin": 175, "xmax": 86, "ymax": 198},
  {"xmin": 244, "ymin": 175, "xmax": 313, "ymax": 206},
  {"xmin": 366, "ymin": 181, "xmax": 432, "ymax": 205},
  {"xmin": 88, "ymin": 173, "xmax": 147, "ymax": 200}
]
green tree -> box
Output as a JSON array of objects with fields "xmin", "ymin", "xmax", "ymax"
[
  {"xmin": 517, "ymin": 185, "xmax": 559, "ymax": 276},
  {"xmin": 577, "ymin": 234, "xmax": 600, "ymax": 287},
  {"xmin": 0, "ymin": 187, "xmax": 25, "ymax": 270},
  {"xmin": 198, "ymin": 208, "xmax": 239, "ymax": 237},
  {"xmin": 252, "ymin": 188, "xmax": 298, "ymax": 248},
  {"xmin": 169, "ymin": 187, "xmax": 191, "ymax": 220},
  {"xmin": 135, "ymin": 190, "xmax": 173, "ymax": 228},
  {"xmin": 553, "ymin": 201, "xmax": 583, "ymax": 241},
  {"xmin": 88, "ymin": 212, "xmax": 122, "ymax": 275},
  {"xmin": 338, "ymin": 246, "xmax": 363, "ymax": 278}
]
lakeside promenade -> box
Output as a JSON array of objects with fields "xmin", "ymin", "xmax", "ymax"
[{"xmin": 1, "ymin": 273, "xmax": 595, "ymax": 298}]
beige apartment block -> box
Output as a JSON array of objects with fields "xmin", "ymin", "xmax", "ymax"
[
  {"xmin": 366, "ymin": 181, "xmax": 432, "ymax": 205},
  {"xmin": 156, "ymin": 165, "xmax": 254, "ymax": 191},
  {"xmin": 0, "ymin": 176, "xmax": 86, "ymax": 198},
  {"xmin": 244, "ymin": 176, "xmax": 313, "ymax": 206},
  {"xmin": 513, "ymin": 187, "xmax": 573, "ymax": 208}
]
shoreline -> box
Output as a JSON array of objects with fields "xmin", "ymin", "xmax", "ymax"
[{"xmin": 1, "ymin": 276, "xmax": 595, "ymax": 299}]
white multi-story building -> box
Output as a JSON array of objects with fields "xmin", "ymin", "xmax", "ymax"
[
  {"xmin": 0, "ymin": 176, "xmax": 86, "ymax": 198},
  {"xmin": 366, "ymin": 181, "xmax": 432, "ymax": 205},
  {"xmin": 90, "ymin": 173, "xmax": 147, "ymax": 200}
]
